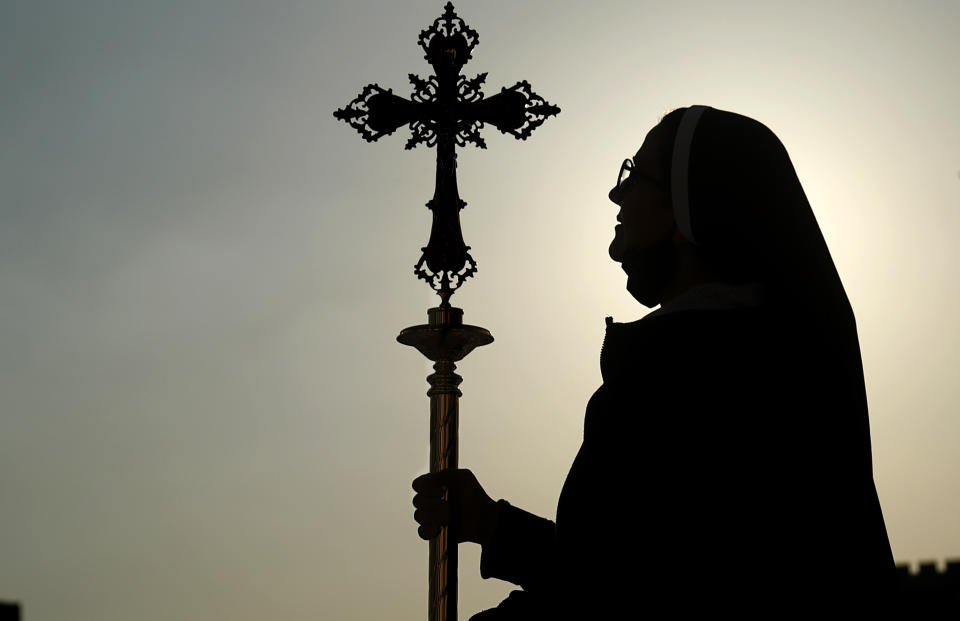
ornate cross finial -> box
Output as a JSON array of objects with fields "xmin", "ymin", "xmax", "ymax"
[{"xmin": 334, "ymin": 2, "xmax": 559, "ymax": 302}]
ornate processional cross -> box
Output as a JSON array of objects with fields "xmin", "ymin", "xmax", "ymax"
[{"xmin": 334, "ymin": 4, "xmax": 559, "ymax": 621}]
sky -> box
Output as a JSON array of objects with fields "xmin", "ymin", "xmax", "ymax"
[{"xmin": 1, "ymin": 1, "xmax": 958, "ymax": 619}]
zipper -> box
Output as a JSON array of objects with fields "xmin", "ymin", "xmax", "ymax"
[{"xmin": 600, "ymin": 316, "xmax": 614, "ymax": 376}]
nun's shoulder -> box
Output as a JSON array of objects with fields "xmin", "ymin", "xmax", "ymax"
[
  {"xmin": 664, "ymin": 306, "xmax": 776, "ymax": 358},
  {"xmin": 635, "ymin": 304, "xmax": 776, "ymax": 346},
  {"xmin": 600, "ymin": 305, "xmax": 779, "ymax": 382}
]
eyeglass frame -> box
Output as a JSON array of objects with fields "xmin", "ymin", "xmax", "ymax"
[
  {"xmin": 616, "ymin": 158, "xmax": 634, "ymax": 189},
  {"xmin": 616, "ymin": 157, "xmax": 669, "ymax": 192}
]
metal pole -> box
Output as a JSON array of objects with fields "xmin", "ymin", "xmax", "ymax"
[
  {"xmin": 399, "ymin": 305, "xmax": 491, "ymax": 621},
  {"xmin": 427, "ymin": 359, "xmax": 460, "ymax": 619}
]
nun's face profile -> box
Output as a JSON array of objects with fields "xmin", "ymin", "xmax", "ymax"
[{"xmin": 607, "ymin": 125, "xmax": 678, "ymax": 306}]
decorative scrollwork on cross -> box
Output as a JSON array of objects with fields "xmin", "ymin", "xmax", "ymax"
[
  {"xmin": 334, "ymin": 2, "xmax": 559, "ymax": 302},
  {"xmin": 332, "ymin": 84, "xmax": 407, "ymax": 143},
  {"xmin": 410, "ymin": 74, "xmax": 440, "ymax": 104},
  {"xmin": 414, "ymin": 250, "xmax": 478, "ymax": 301},
  {"xmin": 494, "ymin": 81, "xmax": 562, "ymax": 141},
  {"xmin": 458, "ymin": 73, "xmax": 486, "ymax": 103},
  {"xmin": 455, "ymin": 120, "xmax": 486, "ymax": 149},
  {"xmin": 418, "ymin": 2, "xmax": 479, "ymax": 69},
  {"xmin": 407, "ymin": 120, "xmax": 439, "ymax": 150}
]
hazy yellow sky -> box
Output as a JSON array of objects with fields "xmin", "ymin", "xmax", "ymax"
[{"xmin": 2, "ymin": 1, "xmax": 958, "ymax": 619}]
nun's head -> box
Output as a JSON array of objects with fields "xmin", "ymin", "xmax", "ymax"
[{"xmin": 609, "ymin": 106, "xmax": 844, "ymax": 315}]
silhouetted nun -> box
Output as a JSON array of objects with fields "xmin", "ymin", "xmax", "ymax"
[{"xmin": 412, "ymin": 106, "xmax": 896, "ymax": 618}]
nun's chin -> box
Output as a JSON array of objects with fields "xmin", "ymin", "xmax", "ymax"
[
  {"xmin": 608, "ymin": 233, "xmax": 626, "ymax": 262},
  {"xmin": 624, "ymin": 265, "xmax": 665, "ymax": 308},
  {"xmin": 625, "ymin": 279, "xmax": 661, "ymax": 308},
  {"xmin": 620, "ymin": 237, "xmax": 676, "ymax": 308}
]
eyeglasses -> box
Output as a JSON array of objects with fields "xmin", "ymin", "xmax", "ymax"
[
  {"xmin": 617, "ymin": 158, "xmax": 634, "ymax": 189},
  {"xmin": 616, "ymin": 157, "xmax": 667, "ymax": 192}
]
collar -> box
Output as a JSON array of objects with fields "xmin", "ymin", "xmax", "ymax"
[
  {"xmin": 646, "ymin": 281, "xmax": 764, "ymax": 319},
  {"xmin": 600, "ymin": 282, "xmax": 765, "ymax": 381}
]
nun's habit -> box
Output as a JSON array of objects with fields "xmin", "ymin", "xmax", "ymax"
[{"xmin": 471, "ymin": 107, "xmax": 895, "ymax": 619}]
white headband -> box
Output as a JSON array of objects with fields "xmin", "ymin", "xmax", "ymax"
[{"xmin": 671, "ymin": 105, "xmax": 708, "ymax": 244}]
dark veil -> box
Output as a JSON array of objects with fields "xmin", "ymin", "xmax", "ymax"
[
  {"xmin": 669, "ymin": 106, "xmax": 895, "ymax": 600},
  {"xmin": 676, "ymin": 106, "xmax": 874, "ymax": 462},
  {"xmin": 672, "ymin": 107, "xmax": 850, "ymax": 316}
]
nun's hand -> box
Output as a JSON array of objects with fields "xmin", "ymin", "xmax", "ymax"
[{"xmin": 412, "ymin": 469, "xmax": 499, "ymax": 546}]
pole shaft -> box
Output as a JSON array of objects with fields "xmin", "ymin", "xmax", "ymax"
[
  {"xmin": 427, "ymin": 360, "xmax": 461, "ymax": 621},
  {"xmin": 399, "ymin": 305, "xmax": 491, "ymax": 621}
]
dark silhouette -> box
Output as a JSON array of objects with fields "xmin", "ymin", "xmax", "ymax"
[
  {"xmin": 0, "ymin": 602, "xmax": 20, "ymax": 621},
  {"xmin": 413, "ymin": 106, "xmax": 896, "ymax": 617}
]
